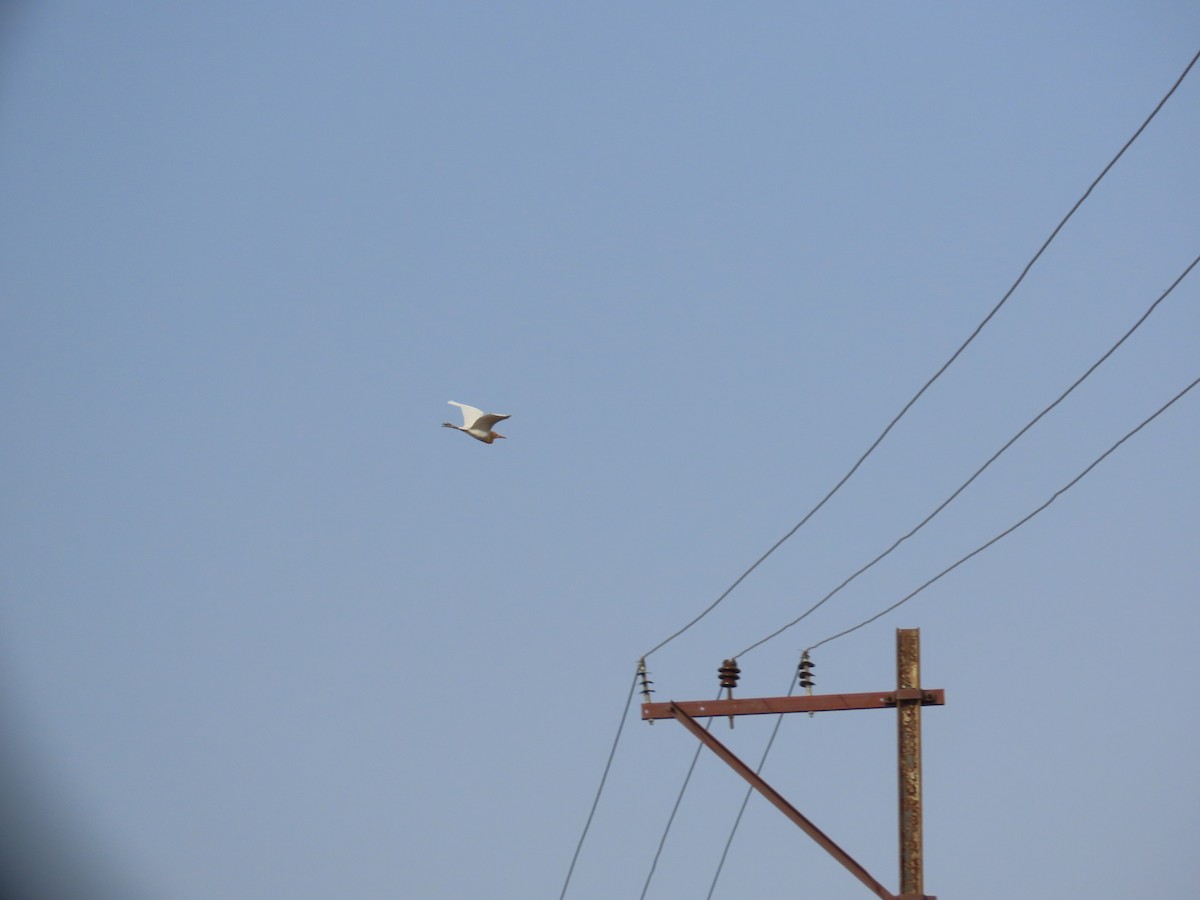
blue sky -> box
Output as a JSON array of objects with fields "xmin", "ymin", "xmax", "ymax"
[{"xmin": 2, "ymin": 4, "xmax": 1198, "ymax": 898}]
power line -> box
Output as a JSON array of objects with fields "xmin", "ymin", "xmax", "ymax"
[
  {"xmin": 704, "ymin": 370, "xmax": 1198, "ymax": 895},
  {"xmin": 637, "ymin": 683, "xmax": 792, "ymax": 900},
  {"xmin": 556, "ymin": 672, "xmax": 638, "ymax": 900},
  {"xmin": 639, "ymin": 720, "xmax": 711, "ymax": 900},
  {"xmin": 564, "ymin": 46, "xmax": 1200, "ymax": 900},
  {"xmin": 734, "ymin": 251, "xmax": 1200, "ymax": 659},
  {"xmin": 705, "ymin": 673, "xmax": 799, "ymax": 900},
  {"xmin": 805, "ymin": 372, "xmax": 1200, "ymax": 653},
  {"xmin": 661, "ymin": 361, "xmax": 1199, "ymax": 896},
  {"xmin": 641, "ymin": 45, "xmax": 1200, "ymax": 661}
]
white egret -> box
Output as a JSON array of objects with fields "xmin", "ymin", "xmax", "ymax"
[{"xmin": 442, "ymin": 401, "xmax": 510, "ymax": 444}]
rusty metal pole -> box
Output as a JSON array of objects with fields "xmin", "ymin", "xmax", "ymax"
[{"xmin": 896, "ymin": 628, "xmax": 924, "ymax": 898}]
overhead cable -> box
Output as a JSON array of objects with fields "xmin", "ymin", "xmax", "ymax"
[
  {"xmin": 557, "ymin": 672, "xmax": 638, "ymax": 900},
  {"xmin": 564, "ymin": 45, "xmax": 1200, "ymax": 900},
  {"xmin": 734, "ymin": 251, "xmax": 1200, "ymax": 659},
  {"xmin": 704, "ymin": 672, "xmax": 799, "ymax": 899},
  {"xmin": 639, "ymin": 720, "xmax": 711, "ymax": 900},
  {"xmin": 803, "ymin": 372, "xmax": 1200, "ymax": 653},
  {"xmin": 705, "ymin": 370, "xmax": 1200, "ymax": 895},
  {"xmin": 641, "ymin": 45, "xmax": 1200, "ymax": 661}
]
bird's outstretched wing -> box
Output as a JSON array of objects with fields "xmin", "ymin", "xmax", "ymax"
[
  {"xmin": 472, "ymin": 412, "xmax": 510, "ymax": 430},
  {"xmin": 447, "ymin": 400, "xmax": 485, "ymax": 428}
]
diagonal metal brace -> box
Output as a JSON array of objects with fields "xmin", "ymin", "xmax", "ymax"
[{"xmin": 667, "ymin": 702, "xmax": 896, "ymax": 900}]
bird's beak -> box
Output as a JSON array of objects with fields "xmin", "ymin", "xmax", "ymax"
[{"xmin": 494, "ymin": 432, "xmax": 506, "ymax": 439}]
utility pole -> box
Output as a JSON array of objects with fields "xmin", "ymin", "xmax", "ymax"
[
  {"xmin": 896, "ymin": 628, "xmax": 926, "ymax": 898},
  {"xmin": 641, "ymin": 628, "xmax": 940, "ymax": 900}
]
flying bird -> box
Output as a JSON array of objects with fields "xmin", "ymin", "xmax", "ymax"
[{"xmin": 442, "ymin": 401, "xmax": 510, "ymax": 444}]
